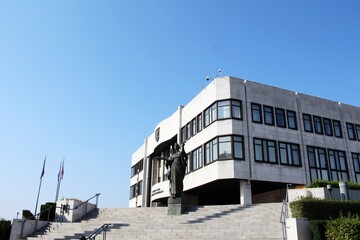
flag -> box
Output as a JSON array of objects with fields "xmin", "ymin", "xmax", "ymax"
[
  {"xmin": 40, "ymin": 156, "xmax": 46, "ymax": 179},
  {"xmin": 58, "ymin": 159, "xmax": 64, "ymax": 181}
]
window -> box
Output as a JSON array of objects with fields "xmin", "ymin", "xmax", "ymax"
[
  {"xmin": 232, "ymin": 100, "xmax": 242, "ymax": 119},
  {"xmin": 352, "ymin": 153, "xmax": 360, "ymax": 183},
  {"xmin": 218, "ymin": 100, "xmax": 231, "ymax": 119},
  {"xmin": 233, "ymin": 136, "xmax": 244, "ymax": 159},
  {"xmin": 328, "ymin": 150, "xmax": 348, "ymax": 181},
  {"xmin": 275, "ymin": 108, "xmax": 286, "ymax": 128},
  {"xmin": 333, "ymin": 120, "xmax": 343, "ymax": 138},
  {"xmin": 263, "ymin": 106, "xmax": 274, "ymax": 125},
  {"xmin": 129, "ymin": 181, "xmax": 142, "ymax": 199},
  {"xmin": 191, "ymin": 118, "xmax": 197, "ymax": 137},
  {"xmin": 204, "ymin": 103, "xmax": 217, "ymax": 127},
  {"xmin": 303, "ymin": 114, "xmax": 313, "ymax": 132},
  {"xmin": 254, "ymin": 138, "xmax": 277, "ymax": 163},
  {"xmin": 356, "ymin": 125, "xmax": 360, "ymax": 141},
  {"xmin": 181, "ymin": 127, "xmax": 186, "ymax": 143},
  {"xmin": 287, "ymin": 110, "xmax": 297, "ymax": 130},
  {"xmin": 313, "ymin": 116, "xmax": 323, "ymax": 134},
  {"xmin": 205, "ymin": 138, "xmax": 218, "ymax": 165},
  {"xmin": 197, "ymin": 113, "xmax": 202, "ymax": 132},
  {"xmin": 347, "ymin": 123, "xmax": 356, "ymax": 140},
  {"xmin": 279, "ymin": 142, "xmax": 301, "ymax": 166},
  {"xmin": 251, "ymin": 103, "xmax": 262, "ymax": 123},
  {"xmin": 219, "ymin": 136, "xmax": 232, "ymax": 159},
  {"xmin": 308, "ymin": 146, "xmax": 329, "ymax": 181},
  {"xmin": 211, "ymin": 103, "xmax": 217, "ymax": 122},
  {"xmin": 203, "ymin": 135, "xmax": 245, "ymax": 166},
  {"xmin": 204, "ymin": 108, "xmax": 210, "ymax": 127},
  {"xmin": 131, "ymin": 159, "xmax": 144, "ymax": 177},
  {"xmin": 191, "ymin": 149, "xmax": 198, "ymax": 171},
  {"xmin": 186, "ymin": 123, "xmax": 191, "ymax": 140},
  {"xmin": 188, "ymin": 147, "xmax": 203, "ymax": 172},
  {"xmin": 323, "ymin": 118, "xmax": 333, "ymax": 136}
]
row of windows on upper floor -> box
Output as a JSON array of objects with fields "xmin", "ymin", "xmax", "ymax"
[
  {"xmin": 180, "ymin": 99, "xmax": 360, "ymax": 144},
  {"xmin": 165, "ymin": 134, "xmax": 360, "ymax": 185},
  {"xmin": 185, "ymin": 135, "xmax": 301, "ymax": 175}
]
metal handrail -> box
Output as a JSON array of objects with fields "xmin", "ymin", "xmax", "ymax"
[
  {"xmin": 279, "ymin": 184, "xmax": 291, "ymax": 240},
  {"xmin": 84, "ymin": 223, "xmax": 111, "ymax": 240},
  {"xmin": 74, "ymin": 193, "xmax": 101, "ymax": 210}
]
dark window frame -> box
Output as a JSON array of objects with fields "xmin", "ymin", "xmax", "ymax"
[
  {"xmin": 254, "ymin": 138, "xmax": 277, "ymax": 164},
  {"xmin": 287, "ymin": 110, "xmax": 298, "ymax": 130},
  {"xmin": 352, "ymin": 153, "xmax": 360, "ymax": 183},
  {"xmin": 333, "ymin": 120, "xmax": 343, "ymax": 138},
  {"xmin": 263, "ymin": 105, "xmax": 275, "ymax": 126},
  {"xmin": 313, "ymin": 115, "xmax": 323, "ymax": 135},
  {"xmin": 251, "ymin": 103, "xmax": 262, "ymax": 124},
  {"xmin": 346, "ymin": 122, "xmax": 356, "ymax": 140},
  {"xmin": 275, "ymin": 108, "xmax": 287, "ymax": 128},
  {"xmin": 307, "ymin": 146, "xmax": 329, "ymax": 181},
  {"xmin": 323, "ymin": 118, "xmax": 333, "ymax": 136},
  {"xmin": 303, "ymin": 113, "xmax": 313, "ymax": 133},
  {"xmin": 278, "ymin": 141, "xmax": 301, "ymax": 167},
  {"xmin": 328, "ymin": 149, "xmax": 348, "ymax": 181},
  {"xmin": 231, "ymin": 100, "xmax": 242, "ymax": 119}
]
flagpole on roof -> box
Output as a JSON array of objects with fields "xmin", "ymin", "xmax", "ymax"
[{"xmin": 34, "ymin": 155, "xmax": 46, "ymax": 218}]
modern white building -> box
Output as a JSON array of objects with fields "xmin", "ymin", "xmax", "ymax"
[{"xmin": 129, "ymin": 76, "xmax": 360, "ymax": 208}]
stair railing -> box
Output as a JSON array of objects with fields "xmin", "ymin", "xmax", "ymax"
[
  {"xmin": 82, "ymin": 223, "xmax": 111, "ymax": 240},
  {"xmin": 279, "ymin": 184, "xmax": 291, "ymax": 240},
  {"xmin": 58, "ymin": 193, "xmax": 101, "ymax": 222}
]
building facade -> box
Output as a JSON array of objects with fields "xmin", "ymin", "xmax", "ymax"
[{"xmin": 129, "ymin": 76, "xmax": 360, "ymax": 208}]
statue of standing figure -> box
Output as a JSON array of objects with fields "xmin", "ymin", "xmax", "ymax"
[{"xmin": 158, "ymin": 143, "xmax": 188, "ymax": 198}]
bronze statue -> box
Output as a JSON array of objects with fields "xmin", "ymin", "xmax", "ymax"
[{"xmin": 158, "ymin": 143, "xmax": 188, "ymax": 198}]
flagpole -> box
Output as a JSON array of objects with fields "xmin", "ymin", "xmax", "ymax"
[
  {"xmin": 34, "ymin": 156, "xmax": 46, "ymax": 218},
  {"xmin": 55, "ymin": 159, "xmax": 64, "ymax": 203},
  {"xmin": 55, "ymin": 180, "xmax": 60, "ymax": 203}
]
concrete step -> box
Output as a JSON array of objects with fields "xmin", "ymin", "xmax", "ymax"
[{"xmin": 28, "ymin": 203, "xmax": 283, "ymax": 240}]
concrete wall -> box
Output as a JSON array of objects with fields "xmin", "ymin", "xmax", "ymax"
[
  {"xmin": 55, "ymin": 198, "xmax": 96, "ymax": 223},
  {"xmin": 10, "ymin": 219, "xmax": 48, "ymax": 240}
]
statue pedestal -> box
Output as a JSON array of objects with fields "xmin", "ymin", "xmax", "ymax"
[{"xmin": 168, "ymin": 197, "xmax": 182, "ymax": 215}]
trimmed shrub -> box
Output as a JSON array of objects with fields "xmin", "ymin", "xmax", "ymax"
[
  {"xmin": 39, "ymin": 202, "xmax": 56, "ymax": 221},
  {"xmin": 290, "ymin": 197, "xmax": 360, "ymax": 220},
  {"xmin": 326, "ymin": 214, "xmax": 360, "ymax": 240},
  {"xmin": 0, "ymin": 218, "xmax": 11, "ymax": 240}
]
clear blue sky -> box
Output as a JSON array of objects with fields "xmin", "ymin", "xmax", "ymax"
[{"xmin": 0, "ymin": 1, "xmax": 359, "ymax": 220}]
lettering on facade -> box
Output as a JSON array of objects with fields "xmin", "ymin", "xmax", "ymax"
[{"xmin": 151, "ymin": 188, "xmax": 164, "ymax": 196}]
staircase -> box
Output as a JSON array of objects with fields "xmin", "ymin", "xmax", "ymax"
[{"xmin": 27, "ymin": 203, "xmax": 283, "ymax": 240}]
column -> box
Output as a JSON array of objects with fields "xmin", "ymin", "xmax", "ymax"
[{"xmin": 240, "ymin": 180, "xmax": 252, "ymax": 205}]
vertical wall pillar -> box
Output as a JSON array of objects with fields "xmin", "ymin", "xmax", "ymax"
[{"xmin": 240, "ymin": 180, "xmax": 252, "ymax": 205}]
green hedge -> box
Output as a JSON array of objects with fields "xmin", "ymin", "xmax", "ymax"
[
  {"xmin": 290, "ymin": 198, "xmax": 360, "ymax": 220},
  {"xmin": 325, "ymin": 214, "xmax": 360, "ymax": 240},
  {"xmin": 0, "ymin": 218, "xmax": 11, "ymax": 240},
  {"xmin": 40, "ymin": 202, "xmax": 56, "ymax": 221},
  {"xmin": 308, "ymin": 179, "xmax": 360, "ymax": 190}
]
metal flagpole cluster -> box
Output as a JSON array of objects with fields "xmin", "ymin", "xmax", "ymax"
[
  {"xmin": 34, "ymin": 156, "xmax": 46, "ymax": 218},
  {"xmin": 55, "ymin": 159, "xmax": 65, "ymax": 203}
]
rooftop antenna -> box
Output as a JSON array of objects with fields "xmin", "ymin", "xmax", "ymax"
[{"xmin": 217, "ymin": 69, "xmax": 222, "ymax": 77}]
